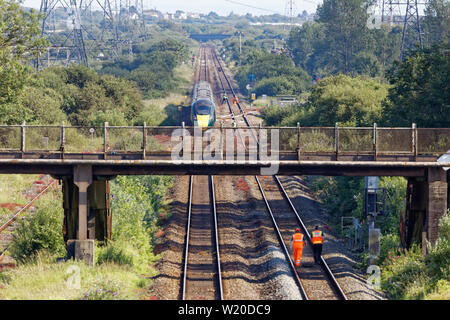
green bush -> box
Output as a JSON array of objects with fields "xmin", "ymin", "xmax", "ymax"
[
  {"xmin": 380, "ymin": 210, "xmax": 450, "ymax": 299},
  {"xmin": 8, "ymin": 199, "xmax": 66, "ymax": 264},
  {"xmin": 426, "ymin": 210, "xmax": 450, "ymax": 281},
  {"xmin": 254, "ymin": 77, "xmax": 295, "ymax": 96},
  {"xmin": 96, "ymin": 241, "xmax": 134, "ymax": 266},
  {"xmin": 105, "ymin": 175, "xmax": 173, "ymax": 273}
]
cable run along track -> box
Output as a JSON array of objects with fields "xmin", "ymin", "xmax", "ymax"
[{"xmin": 209, "ymin": 45, "xmax": 348, "ymax": 300}]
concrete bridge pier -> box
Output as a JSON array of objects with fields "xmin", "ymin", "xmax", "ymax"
[
  {"xmin": 405, "ymin": 168, "xmax": 448, "ymax": 255},
  {"xmin": 62, "ymin": 165, "xmax": 112, "ymax": 264},
  {"xmin": 424, "ymin": 168, "xmax": 448, "ymax": 253}
]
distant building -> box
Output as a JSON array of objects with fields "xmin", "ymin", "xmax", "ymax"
[
  {"xmin": 174, "ymin": 10, "xmax": 187, "ymax": 20},
  {"xmin": 143, "ymin": 9, "xmax": 161, "ymax": 19},
  {"xmin": 187, "ymin": 12, "xmax": 200, "ymax": 19}
]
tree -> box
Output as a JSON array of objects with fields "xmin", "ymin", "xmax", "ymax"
[
  {"xmin": 254, "ymin": 77, "xmax": 295, "ymax": 97},
  {"xmin": 0, "ymin": 0, "xmax": 48, "ymax": 124},
  {"xmin": 288, "ymin": 23, "xmax": 325, "ymax": 74},
  {"xmin": 300, "ymin": 74, "xmax": 389, "ymax": 126},
  {"xmin": 382, "ymin": 44, "xmax": 450, "ymax": 127},
  {"xmin": 316, "ymin": 0, "xmax": 372, "ymax": 73},
  {"xmin": 234, "ymin": 52, "xmax": 311, "ymax": 95},
  {"xmin": 423, "ymin": 0, "xmax": 450, "ymax": 46}
]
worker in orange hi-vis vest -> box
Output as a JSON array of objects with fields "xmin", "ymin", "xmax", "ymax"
[
  {"xmin": 311, "ymin": 226, "xmax": 324, "ymax": 264},
  {"xmin": 233, "ymin": 96, "xmax": 238, "ymax": 105},
  {"xmin": 291, "ymin": 228, "xmax": 306, "ymax": 267}
]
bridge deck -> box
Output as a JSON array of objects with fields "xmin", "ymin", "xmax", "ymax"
[
  {"xmin": 0, "ymin": 125, "xmax": 448, "ymax": 177},
  {"xmin": 0, "ymin": 158, "xmax": 448, "ymax": 177}
]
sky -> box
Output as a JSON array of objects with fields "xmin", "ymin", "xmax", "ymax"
[{"xmin": 23, "ymin": 0, "xmax": 321, "ymax": 16}]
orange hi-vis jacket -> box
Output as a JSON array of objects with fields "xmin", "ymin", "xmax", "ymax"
[
  {"xmin": 311, "ymin": 230, "xmax": 323, "ymax": 244},
  {"xmin": 292, "ymin": 232, "xmax": 304, "ymax": 267},
  {"xmin": 292, "ymin": 232, "xmax": 304, "ymax": 248}
]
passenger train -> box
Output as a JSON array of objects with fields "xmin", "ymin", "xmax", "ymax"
[{"xmin": 191, "ymin": 81, "xmax": 216, "ymax": 127}]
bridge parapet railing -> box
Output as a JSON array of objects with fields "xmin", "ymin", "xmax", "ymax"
[
  {"xmin": 0, "ymin": 126, "xmax": 21, "ymax": 151},
  {"xmin": 377, "ymin": 127, "xmax": 413, "ymax": 153},
  {"xmin": 338, "ymin": 127, "xmax": 373, "ymax": 152},
  {"xmin": 417, "ymin": 128, "xmax": 450, "ymax": 155},
  {"xmin": 0, "ymin": 123, "xmax": 449, "ymax": 159},
  {"xmin": 146, "ymin": 126, "xmax": 181, "ymax": 153},
  {"xmin": 298, "ymin": 127, "xmax": 335, "ymax": 152},
  {"xmin": 25, "ymin": 125, "xmax": 63, "ymax": 151},
  {"xmin": 65, "ymin": 126, "xmax": 104, "ymax": 153}
]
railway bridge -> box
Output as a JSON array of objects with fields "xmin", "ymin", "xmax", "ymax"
[{"xmin": 0, "ymin": 123, "xmax": 448, "ymax": 263}]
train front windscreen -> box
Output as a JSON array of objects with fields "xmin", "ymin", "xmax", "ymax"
[{"xmin": 194, "ymin": 100, "xmax": 213, "ymax": 127}]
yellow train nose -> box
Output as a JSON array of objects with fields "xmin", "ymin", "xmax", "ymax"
[{"xmin": 196, "ymin": 115, "xmax": 210, "ymax": 128}]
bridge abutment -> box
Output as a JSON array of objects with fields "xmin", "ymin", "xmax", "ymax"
[
  {"xmin": 62, "ymin": 165, "xmax": 112, "ymax": 264},
  {"xmin": 405, "ymin": 168, "xmax": 448, "ymax": 255},
  {"xmin": 425, "ymin": 168, "xmax": 448, "ymax": 252}
]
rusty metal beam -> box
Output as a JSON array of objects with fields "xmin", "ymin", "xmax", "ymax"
[{"xmin": 0, "ymin": 159, "xmax": 446, "ymax": 177}]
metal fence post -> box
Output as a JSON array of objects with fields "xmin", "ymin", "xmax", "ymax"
[
  {"xmin": 20, "ymin": 121, "xmax": 26, "ymax": 158},
  {"xmin": 104, "ymin": 122, "xmax": 108, "ymax": 159},
  {"xmin": 373, "ymin": 123, "xmax": 377, "ymax": 161},
  {"xmin": 412, "ymin": 123, "xmax": 417, "ymax": 160},
  {"xmin": 220, "ymin": 121, "xmax": 224, "ymax": 160},
  {"xmin": 297, "ymin": 122, "xmax": 301, "ymax": 161},
  {"xmin": 182, "ymin": 121, "xmax": 185, "ymax": 158},
  {"xmin": 60, "ymin": 121, "xmax": 65, "ymax": 158},
  {"xmin": 142, "ymin": 122, "xmax": 147, "ymax": 159},
  {"xmin": 335, "ymin": 122, "xmax": 339, "ymax": 160},
  {"xmin": 257, "ymin": 123, "xmax": 261, "ymax": 161}
]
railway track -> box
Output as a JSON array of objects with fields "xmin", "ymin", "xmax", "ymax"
[
  {"xmin": 181, "ymin": 175, "xmax": 223, "ymax": 300},
  {"xmin": 209, "ymin": 46, "xmax": 348, "ymax": 300},
  {"xmin": 0, "ymin": 178, "xmax": 57, "ymax": 263},
  {"xmin": 180, "ymin": 47, "xmax": 223, "ymax": 300}
]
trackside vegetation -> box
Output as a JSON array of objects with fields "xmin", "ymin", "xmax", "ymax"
[
  {"xmin": 0, "ymin": 0, "xmax": 189, "ymax": 300},
  {"xmin": 0, "ymin": 174, "xmax": 174, "ymax": 299},
  {"xmin": 230, "ymin": 0, "xmax": 448, "ymax": 300}
]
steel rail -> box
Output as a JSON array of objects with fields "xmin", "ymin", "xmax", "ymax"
[
  {"xmin": 255, "ymin": 176, "xmax": 309, "ymax": 300},
  {"xmin": 209, "ymin": 46, "xmax": 308, "ymax": 300},
  {"xmin": 181, "ymin": 48, "xmax": 224, "ymax": 300},
  {"xmin": 181, "ymin": 175, "xmax": 193, "ymax": 300},
  {"xmin": 210, "ymin": 175, "xmax": 224, "ymax": 300},
  {"xmin": 0, "ymin": 179, "xmax": 57, "ymax": 234},
  {"xmin": 210, "ymin": 46, "xmax": 347, "ymax": 300},
  {"xmin": 209, "ymin": 48, "xmax": 247, "ymax": 148},
  {"xmin": 273, "ymin": 175, "xmax": 348, "ymax": 300},
  {"xmin": 0, "ymin": 178, "xmax": 57, "ymax": 262}
]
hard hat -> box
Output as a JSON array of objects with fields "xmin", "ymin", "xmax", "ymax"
[{"xmin": 295, "ymin": 228, "xmax": 300, "ymax": 233}]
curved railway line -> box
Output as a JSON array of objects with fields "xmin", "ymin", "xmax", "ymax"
[{"xmin": 180, "ymin": 45, "xmax": 348, "ymax": 300}]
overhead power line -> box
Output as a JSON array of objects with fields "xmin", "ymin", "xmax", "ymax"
[
  {"xmin": 223, "ymin": 0, "xmax": 322, "ymax": 15},
  {"xmin": 224, "ymin": 0, "xmax": 284, "ymax": 14}
]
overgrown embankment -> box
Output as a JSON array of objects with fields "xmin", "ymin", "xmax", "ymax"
[{"xmin": 0, "ymin": 175, "xmax": 173, "ymax": 300}]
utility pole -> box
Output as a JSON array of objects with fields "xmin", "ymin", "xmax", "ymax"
[
  {"xmin": 70, "ymin": 0, "xmax": 88, "ymax": 66},
  {"xmin": 400, "ymin": 0, "xmax": 424, "ymax": 59},
  {"xmin": 381, "ymin": 0, "xmax": 400, "ymax": 25},
  {"xmin": 284, "ymin": 0, "xmax": 297, "ymax": 31},
  {"xmin": 380, "ymin": 0, "xmax": 427, "ymax": 59},
  {"xmin": 38, "ymin": 0, "xmax": 146, "ymax": 67},
  {"xmin": 236, "ymin": 31, "xmax": 243, "ymax": 65}
]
